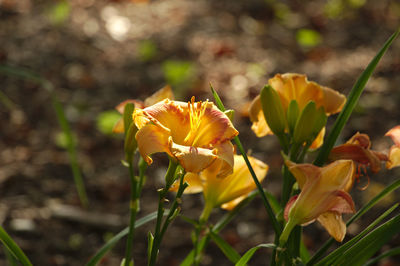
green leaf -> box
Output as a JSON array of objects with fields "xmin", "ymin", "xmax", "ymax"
[
  {"xmin": 0, "ymin": 226, "xmax": 32, "ymax": 266},
  {"xmin": 86, "ymin": 211, "xmax": 162, "ymax": 266},
  {"xmin": 307, "ymin": 178, "xmax": 400, "ymax": 265},
  {"xmin": 364, "ymin": 247, "xmax": 400, "ymax": 266},
  {"xmin": 314, "ymin": 29, "xmax": 399, "ymax": 166},
  {"xmin": 333, "ymin": 213, "xmax": 400, "ymax": 266},
  {"xmin": 210, "ymin": 85, "xmax": 281, "ymax": 236},
  {"xmin": 235, "ymin": 243, "xmax": 275, "ymax": 266},
  {"xmin": 123, "ymin": 103, "xmax": 135, "ymax": 135},
  {"xmin": 260, "ymin": 85, "xmax": 287, "ymax": 136},
  {"xmin": 209, "ymin": 231, "xmax": 240, "ymax": 263},
  {"xmin": 300, "ymin": 240, "xmax": 311, "ymax": 263},
  {"xmin": 315, "ymin": 204, "xmax": 398, "ymax": 266}
]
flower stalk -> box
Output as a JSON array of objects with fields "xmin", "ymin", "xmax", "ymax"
[{"xmin": 148, "ymin": 159, "xmax": 187, "ymax": 266}]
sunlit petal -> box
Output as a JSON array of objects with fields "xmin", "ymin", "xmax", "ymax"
[
  {"xmin": 135, "ymin": 123, "xmax": 171, "ymax": 164},
  {"xmin": 144, "ymin": 85, "xmax": 174, "ymax": 106},
  {"xmin": 387, "ymin": 146, "xmax": 400, "ymax": 169},
  {"xmin": 385, "ymin": 125, "xmax": 400, "ymax": 147},
  {"xmin": 169, "ymin": 141, "xmax": 218, "ymax": 174},
  {"xmin": 317, "ymin": 212, "xmax": 347, "ymax": 242},
  {"xmin": 249, "ymin": 95, "xmax": 273, "ymax": 137},
  {"xmin": 112, "ymin": 118, "xmax": 125, "ymax": 133},
  {"xmin": 170, "ymin": 172, "xmax": 203, "ymax": 194}
]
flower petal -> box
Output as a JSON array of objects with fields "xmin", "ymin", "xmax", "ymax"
[
  {"xmin": 317, "ymin": 211, "xmax": 347, "ymax": 242},
  {"xmin": 387, "ymin": 146, "xmax": 400, "ymax": 169},
  {"xmin": 221, "ymin": 195, "xmax": 247, "ymax": 211},
  {"xmin": 112, "ymin": 118, "xmax": 125, "ymax": 133},
  {"xmin": 248, "ymin": 95, "xmax": 273, "ymax": 137},
  {"xmin": 115, "ymin": 99, "xmax": 144, "ymax": 114},
  {"xmin": 320, "ymin": 160, "xmax": 355, "ymax": 191},
  {"xmin": 386, "ymin": 125, "xmax": 400, "ymax": 147},
  {"xmin": 285, "ymin": 161, "xmax": 321, "ymax": 189},
  {"xmin": 170, "ymin": 172, "xmax": 203, "ymax": 194},
  {"xmin": 135, "ymin": 123, "xmax": 171, "ymax": 164},
  {"xmin": 188, "ymin": 102, "xmax": 239, "ymax": 147},
  {"xmin": 169, "ymin": 140, "xmax": 217, "ymax": 173},
  {"xmin": 213, "ymin": 141, "xmax": 235, "ymax": 178},
  {"xmin": 144, "ymin": 85, "xmax": 174, "ymax": 106},
  {"xmin": 329, "ymin": 190, "xmax": 355, "ymax": 214},
  {"xmin": 284, "ymin": 195, "xmax": 299, "ymax": 221},
  {"xmin": 269, "ymin": 73, "xmax": 346, "ymax": 114},
  {"xmin": 309, "ymin": 127, "xmax": 325, "ymax": 149}
]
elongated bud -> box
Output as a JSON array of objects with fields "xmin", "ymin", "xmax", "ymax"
[
  {"xmin": 287, "ymin": 100, "xmax": 299, "ymax": 136},
  {"xmin": 293, "ymin": 101, "xmax": 327, "ymax": 146},
  {"xmin": 260, "ymin": 85, "xmax": 287, "ymax": 136},
  {"xmin": 123, "ymin": 103, "xmax": 138, "ymax": 161}
]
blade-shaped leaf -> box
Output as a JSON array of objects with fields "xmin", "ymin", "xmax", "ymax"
[
  {"xmin": 315, "ymin": 204, "xmax": 398, "ymax": 266},
  {"xmin": 86, "ymin": 211, "xmax": 163, "ymax": 266},
  {"xmin": 0, "ymin": 226, "xmax": 32, "ymax": 266},
  {"xmin": 235, "ymin": 243, "xmax": 275, "ymax": 266},
  {"xmin": 314, "ymin": 29, "xmax": 399, "ymax": 166},
  {"xmin": 307, "ymin": 178, "xmax": 400, "ymax": 265},
  {"xmin": 209, "ymin": 231, "xmax": 241, "ymax": 263},
  {"xmin": 364, "ymin": 247, "xmax": 400, "ymax": 266},
  {"xmin": 333, "ymin": 213, "xmax": 400, "ymax": 266}
]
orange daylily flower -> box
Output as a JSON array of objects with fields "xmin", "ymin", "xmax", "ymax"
[
  {"xmin": 283, "ymin": 160, "xmax": 356, "ymax": 242},
  {"xmin": 386, "ymin": 125, "xmax": 400, "ymax": 169},
  {"xmin": 172, "ymin": 155, "xmax": 268, "ymax": 212},
  {"xmin": 113, "ymin": 85, "xmax": 174, "ymax": 133},
  {"xmin": 133, "ymin": 98, "xmax": 238, "ymax": 176},
  {"xmin": 249, "ymin": 73, "xmax": 346, "ymax": 148},
  {"xmin": 329, "ymin": 132, "xmax": 388, "ymax": 175}
]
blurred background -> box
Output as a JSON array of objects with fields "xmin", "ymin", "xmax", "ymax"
[{"xmin": 1, "ymin": 0, "xmax": 400, "ymax": 265}]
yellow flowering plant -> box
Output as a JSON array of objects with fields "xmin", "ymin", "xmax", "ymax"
[{"xmin": 82, "ymin": 30, "xmax": 400, "ymax": 266}]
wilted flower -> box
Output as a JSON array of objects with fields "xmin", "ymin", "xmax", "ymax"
[
  {"xmin": 282, "ymin": 160, "xmax": 356, "ymax": 243},
  {"xmin": 329, "ymin": 132, "xmax": 388, "ymax": 175},
  {"xmin": 249, "ymin": 73, "xmax": 346, "ymax": 148},
  {"xmin": 133, "ymin": 97, "xmax": 238, "ymax": 177},
  {"xmin": 385, "ymin": 125, "xmax": 400, "ymax": 169},
  {"xmin": 113, "ymin": 85, "xmax": 174, "ymax": 133}
]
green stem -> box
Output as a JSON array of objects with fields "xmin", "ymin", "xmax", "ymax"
[
  {"xmin": 193, "ymin": 202, "xmax": 214, "ymax": 265},
  {"xmin": 148, "ymin": 159, "xmax": 180, "ymax": 266},
  {"xmin": 123, "ymin": 158, "xmax": 139, "ymax": 266}
]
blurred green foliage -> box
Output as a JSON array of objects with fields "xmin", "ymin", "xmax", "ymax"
[
  {"xmin": 97, "ymin": 110, "xmax": 121, "ymax": 135},
  {"xmin": 324, "ymin": 0, "xmax": 366, "ymax": 19},
  {"xmin": 296, "ymin": 29, "xmax": 322, "ymax": 49},
  {"xmin": 162, "ymin": 60, "xmax": 196, "ymax": 97},
  {"xmin": 138, "ymin": 40, "xmax": 158, "ymax": 62},
  {"xmin": 48, "ymin": 0, "xmax": 70, "ymax": 25}
]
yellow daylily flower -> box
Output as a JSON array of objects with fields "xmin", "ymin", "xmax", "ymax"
[
  {"xmin": 282, "ymin": 160, "xmax": 356, "ymax": 242},
  {"xmin": 329, "ymin": 132, "xmax": 388, "ymax": 175},
  {"xmin": 112, "ymin": 85, "xmax": 174, "ymax": 133},
  {"xmin": 249, "ymin": 73, "xmax": 346, "ymax": 148},
  {"xmin": 171, "ymin": 155, "xmax": 268, "ymax": 221},
  {"xmin": 386, "ymin": 125, "xmax": 400, "ymax": 169},
  {"xmin": 133, "ymin": 97, "xmax": 238, "ymax": 177}
]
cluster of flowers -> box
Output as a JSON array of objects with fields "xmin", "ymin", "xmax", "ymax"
[{"xmin": 114, "ymin": 73, "xmax": 400, "ymax": 247}]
